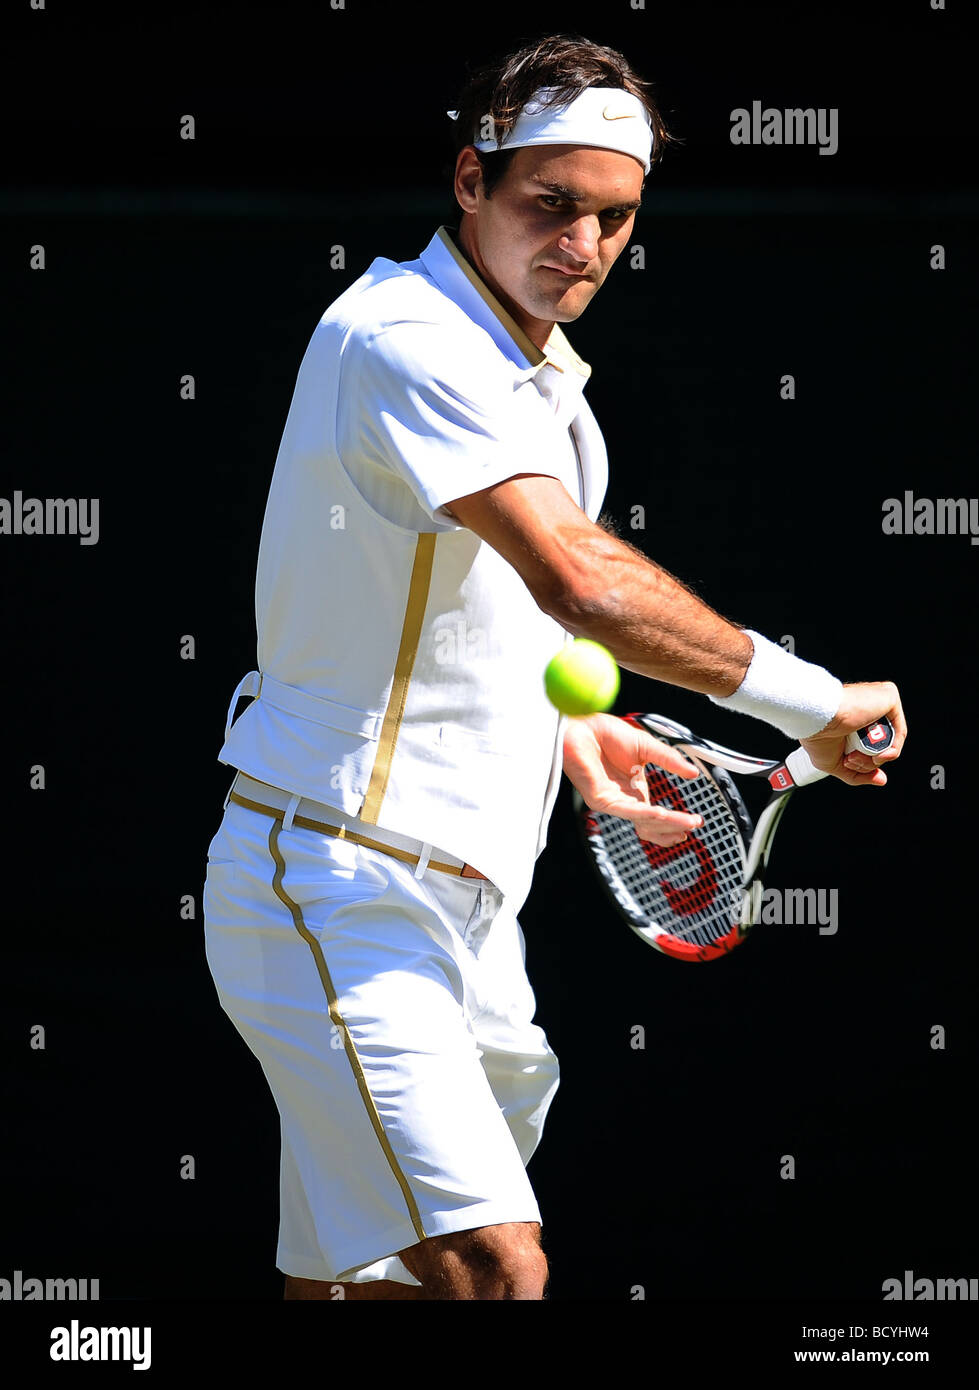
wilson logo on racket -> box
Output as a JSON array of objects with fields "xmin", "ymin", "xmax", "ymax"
[{"xmin": 639, "ymin": 767, "xmax": 718, "ymax": 916}]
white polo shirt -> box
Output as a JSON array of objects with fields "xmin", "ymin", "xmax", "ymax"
[{"xmin": 218, "ymin": 225, "xmax": 609, "ymax": 913}]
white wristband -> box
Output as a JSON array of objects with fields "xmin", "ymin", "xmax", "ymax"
[{"xmin": 708, "ymin": 630, "xmax": 843, "ymax": 741}]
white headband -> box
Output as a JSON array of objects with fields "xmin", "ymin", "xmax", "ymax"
[{"xmin": 447, "ymin": 86, "xmax": 654, "ymax": 175}]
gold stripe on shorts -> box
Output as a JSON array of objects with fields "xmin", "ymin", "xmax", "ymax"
[{"xmin": 266, "ymin": 817, "xmax": 427, "ymax": 1244}]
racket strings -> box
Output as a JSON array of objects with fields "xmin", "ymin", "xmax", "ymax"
[{"xmin": 591, "ymin": 764, "xmax": 747, "ymax": 948}]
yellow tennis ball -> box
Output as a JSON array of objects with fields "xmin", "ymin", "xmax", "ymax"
[{"xmin": 544, "ymin": 639, "xmax": 620, "ymax": 716}]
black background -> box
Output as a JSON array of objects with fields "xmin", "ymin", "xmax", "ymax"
[{"xmin": 2, "ymin": 0, "xmax": 976, "ymax": 1335}]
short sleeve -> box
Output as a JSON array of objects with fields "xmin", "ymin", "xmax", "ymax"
[{"xmin": 337, "ymin": 318, "xmax": 562, "ymax": 528}]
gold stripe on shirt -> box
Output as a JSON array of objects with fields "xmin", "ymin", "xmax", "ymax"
[{"xmin": 359, "ymin": 531, "xmax": 436, "ymax": 823}]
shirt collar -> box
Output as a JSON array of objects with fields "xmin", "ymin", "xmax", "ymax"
[{"xmin": 418, "ymin": 225, "xmax": 592, "ymax": 386}]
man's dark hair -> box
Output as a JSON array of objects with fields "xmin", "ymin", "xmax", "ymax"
[{"xmin": 444, "ymin": 33, "xmax": 677, "ymax": 201}]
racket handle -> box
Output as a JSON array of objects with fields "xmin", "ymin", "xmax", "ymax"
[{"xmin": 782, "ymin": 717, "xmax": 896, "ymax": 788}]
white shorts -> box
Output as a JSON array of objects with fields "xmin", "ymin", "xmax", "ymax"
[{"xmin": 202, "ymin": 791, "xmax": 560, "ymax": 1286}]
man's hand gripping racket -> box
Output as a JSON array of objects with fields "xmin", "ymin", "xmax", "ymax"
[{"xmin": 570, "ymin": 709, "xmax": 897, "ymax": 963}]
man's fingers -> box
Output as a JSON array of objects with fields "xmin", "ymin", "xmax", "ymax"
[
  {"xmin": 601, "ymin": 799, "xmax": 704, "ymax": 841},
  {"xmin": 845, "ymin": 748, "xmax": 898, "ymax": 773},
  {"xmin": 836, "ymin": 764, "xmax": 888, "ymax": 787},
  {"xmin": 830, "ymin": 682, "xmax": 907, "ymax": 760},
  {"xmin": 803, "ymin": 682, "xmax": 907, "ymax": 788},
  {"xmin": 631, "ymin": 731, "xmax": 700, "ymax": 780},
  {"xmin": 584, "ymin": 714, "xmax": 701, "ymax": 780}
]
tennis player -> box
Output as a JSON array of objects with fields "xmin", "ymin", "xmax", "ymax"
[{"xmin": 203, "ymin": 34, "xmax": 906, "ymax": 1301}]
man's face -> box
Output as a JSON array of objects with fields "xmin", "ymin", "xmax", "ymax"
[{"xmin": 456, "ymin": 142, "xmax": 644, "ymax": 340}]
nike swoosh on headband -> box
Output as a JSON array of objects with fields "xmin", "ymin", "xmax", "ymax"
[{"xmin": 602, "ymin": 107, "xmax": 636, "ymax": 121}]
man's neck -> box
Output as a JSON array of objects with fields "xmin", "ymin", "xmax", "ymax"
[{"xmin": 452, "ymin": 222, "xmax": 554, "ymax": 353}]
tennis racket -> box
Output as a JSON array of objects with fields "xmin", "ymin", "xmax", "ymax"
[{"xmin": 573, "ymin": 713, "xmax": 895, "ymax": 963}]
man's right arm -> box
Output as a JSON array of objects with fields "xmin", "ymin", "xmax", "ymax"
[
  {"xmin": 443, "ymin": 471, "xmax": 754, "ymax": 697},
  {"xmin": 442, "ymin": 471, "xmax": 906, "ymax": 773}
]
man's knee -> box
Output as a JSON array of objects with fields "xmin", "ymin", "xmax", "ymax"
[{"xmin": 400, "ymin": 1221, "xmax": 547, "ymax": 1300}]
